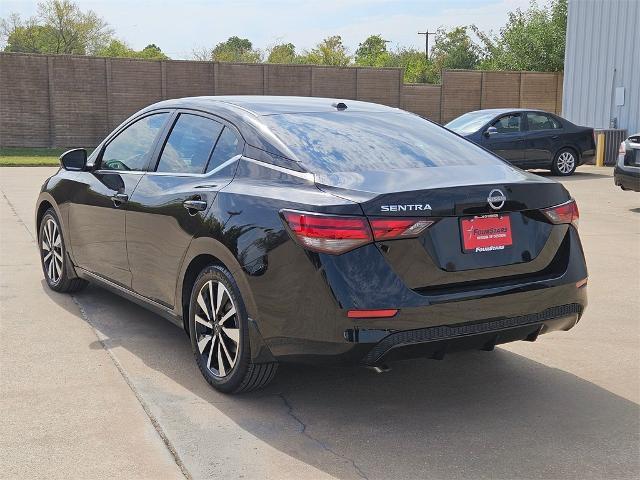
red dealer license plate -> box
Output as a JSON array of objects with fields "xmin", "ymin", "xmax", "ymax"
[{"xmin": 460, "ymin": 214, "xmax": 513, "ymax": 253}]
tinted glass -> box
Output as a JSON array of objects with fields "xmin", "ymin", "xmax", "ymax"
[
  {"xmin": 261, "ymin": 112, "xmax": 504, "ymax": 174},
  {"xmin": 101, "ymin": 113, "xmax": 169, "ymax": 171},
  {"xmin": 527, "ymin": 112, "xmax": 560, "ymax": 130},
  {"xmin": 157, "ymin": 114, "xmax": 223, "ymax": 173},
  {"xmin": 492, "ymin": 114, "xmax": 522, "ymax": 133},
  {"xmin": 445, "ymin": 111, "xmax": 497, "ymax": 134},
  {"xmin": 206, "ymin": 127, "xmax": 241, "ymax": 173}
]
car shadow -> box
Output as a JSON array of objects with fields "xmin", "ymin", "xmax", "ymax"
[{"xmin": 44, "ymin": 282, "xmax": 639, "ymax": 479}]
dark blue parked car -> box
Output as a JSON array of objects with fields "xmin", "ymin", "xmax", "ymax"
[{"xmin": 446, "ymin": 109, "xmax": 596, "ymax": 176}]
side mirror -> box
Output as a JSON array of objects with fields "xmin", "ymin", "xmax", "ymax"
[
  {"xmin": 60, "ymin": 148, "xmax": 87, "ymax": 171},
  {"xmin": 484, "ymin": 126, "xmax": 498, "ymax": 137}
]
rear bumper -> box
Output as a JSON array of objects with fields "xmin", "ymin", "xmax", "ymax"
[
  {"xmin": 614, "ymin": 162, "xmax": 640, "ymax": 191},
  {"xmin": 580, "ymin": 149, "xmax": 595, "ymax": 165},
  {"xmin": 356, "ymin": 303, "xmax": 582, "ymax": 366}
]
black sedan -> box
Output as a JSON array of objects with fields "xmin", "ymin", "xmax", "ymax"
[
  {"xmin": 36, "ymin": 97, "xmax": 588, "ymax": 393},
  {"xmin": 446, "ymin": 108, "xmax": 596, "ymax": 176}
]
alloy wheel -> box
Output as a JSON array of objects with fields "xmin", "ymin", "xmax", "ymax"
[
  {"xmin": 557, "ymin": 151, "xmax": 575, "ymax": 174},
  {"xmin": 194, "ymin": 280, "xmax": 240, "ymax": 377},
  {"xmin": 41, "ymin": 217, "xmax": 63, "ymax": 284}
]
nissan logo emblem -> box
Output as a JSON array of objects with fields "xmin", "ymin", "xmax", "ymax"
[{"xmin": 487, "ymin": 189, "xmax": 506, "ymax": 210}]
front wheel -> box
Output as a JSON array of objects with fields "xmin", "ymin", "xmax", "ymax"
[
  {"xmin": 551, "ymin": 148, "xmax": 577, "ymax": 176},
  {"xmin": 189, "ymin": 264, "xmax": 277, "ymax": 393},
  {"xmin": 38, "ymin": 208, "xmax": 87, "ymax": 293}
]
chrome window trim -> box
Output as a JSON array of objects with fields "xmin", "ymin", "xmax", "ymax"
[
  {"xmin": 143, "ymin": 154, "xmax": 243, "ymax": 178},
  {"xmin": 243, "ymin": 157, "xmax": 315, "ymax": 182}
]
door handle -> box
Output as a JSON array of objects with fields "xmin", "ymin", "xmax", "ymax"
[
  {"xmin": 551, "ymin": 135, "xmax": 559, "ymax": 139},
  {"xmin": 183, "ymin": 199, "xmax": 208, "ymax": 213},
  {"xmin": 111, "ymin": 192, "xmax": 128, "ymax": 206}
]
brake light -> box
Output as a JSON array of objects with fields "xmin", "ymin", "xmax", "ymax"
[
  {"xmin": 369, "ymin": 218, "xmax": 434, "ymax": 240},
  {"xmin": 281, "ymin": 210, "xmax": 435, "ymax": 254},
  {"xmin": 619, "ymin": 141, "xmax": 626, "ymax": 155},
  {"xmin": 347, "ymin": 309, "xmax": 398, "ymax": 318},
  {"xmin": 281, "ymin": 210, "xmax": 372, "ymax": 254},
  {"xmin": 542, "ymin": 200, "xmax": 580, "ymax": 229}
]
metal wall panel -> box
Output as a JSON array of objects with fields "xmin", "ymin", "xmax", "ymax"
[{"xmin": 563, "ymin": 0, "xmax": 640, "ymax": 134}]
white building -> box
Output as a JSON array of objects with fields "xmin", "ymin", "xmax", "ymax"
[{"xmin": 562, "ymin": 0, "xmax": 639, "ymax": 135}]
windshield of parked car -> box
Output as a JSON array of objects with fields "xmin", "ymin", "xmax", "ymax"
[
  {"xmin": 445, "ymin": 111, "xmax": 497, "ymax": 134},
  {"xmin": 261, "ymin": 111, "xmax": 503, "ymax": 174}
]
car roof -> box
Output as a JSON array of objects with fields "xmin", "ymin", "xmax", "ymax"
[
  {"xmin": 147, "ymin": 95, "xmax": 400, "ymax": 116},
  {"xmin": 460, "ymin": 108, "xmax": 554, "ymax": 116}
]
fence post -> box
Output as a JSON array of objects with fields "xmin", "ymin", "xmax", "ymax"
[
  {"xmin": 161, "ymin": 61, "xmax": 167, "ymax": 99},
  {"xmin": 105, "ymin": 58, "xmax": 112, "ymax": 130},
  {"xmin": 46, "ymin": 56, "xmax": 55, "ymax": 147}
]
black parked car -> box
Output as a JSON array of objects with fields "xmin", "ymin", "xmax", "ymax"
[
  {"xmin": 614, "ymin": 133, "xmax": 640, "ymax": 192},
  {"xmin": 36, "ymin": 97, "xmax": 588, "ymax": 393},
  {"xmin": 446, "ymin": 108, "xmax": 596, "ymax": 176}
]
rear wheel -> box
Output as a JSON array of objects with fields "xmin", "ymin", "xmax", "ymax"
[
  {"xmin": 189, "ymin": 264, "xmax": 277, "ymax": 393},
  {"xmin": 38, "ymin": 208, "xmax": 87, "ymax": 293},
  {"xmin": 551, "ymin": 148, "xmax": 577, "ymax": 176}
]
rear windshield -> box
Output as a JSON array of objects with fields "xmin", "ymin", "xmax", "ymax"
[
  {"xmin": 261, "ymin": 111, "xmax": 503, "ymax": 174},
  {"xmin": 445, "ymin": 111, "xmax": 496, "ymax": 134}
]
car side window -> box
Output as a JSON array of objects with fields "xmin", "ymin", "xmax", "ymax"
[
  {"xmin": 156, "ymin": 114, "xmax": 224, "ymax": 174},
  {"xmin": 205, "ymin": 127, "xmax": 242, "ymax": 173},
  {"xmin": 527, "ymin": 112, "xmax": 561, "ymax": 131},
  {"xmin": 492, "ymin": 114, "xmax": 522, "ymax": 134},
  {"xmin": 101, "ymin": 113, "xmax": 169, "ymax": 171}
]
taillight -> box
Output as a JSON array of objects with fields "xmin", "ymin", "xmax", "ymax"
[
  {"xmin": 369, "ymin": 218, "xmax": 434, "ymax": 240},
  {"xmin": 619, "ymin": 141, "xmax": 626, "ymax": 155},
  {"xmin": 542, "ymin": 199, "xmax": 579, "ymax": 229},
  {"xmin": 281, "ymin": 210, "xmax": 435, "ymax": 254},
  {"xmin": 281, "ymin": 210, "xmax": 372, "ymax": 254},
  {"xmin": 347, "ymin": 309, "xmax": 398, "ymax": 318}
]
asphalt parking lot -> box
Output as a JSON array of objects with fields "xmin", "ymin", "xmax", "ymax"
[{"xmin": 1, "ymin": 165, "xmax": 638, "ymax": 480}]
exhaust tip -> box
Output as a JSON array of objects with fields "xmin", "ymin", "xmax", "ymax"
[{"xmin": 368, "ymin": 364, "xmax": 391, "ymax": 373}]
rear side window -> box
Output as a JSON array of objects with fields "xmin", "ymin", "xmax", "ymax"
[
  {"xmin": 205, "ymin": 127, "xmax": 241, "ymax": 173},
  {"xmin": 157, "ymin": 114, "xmax": 223, "ymax": 173},
  {"xmin": 492, "ymin": 114, "xmax": 522, "ymax": 133},
  {"xmin": 101, "ymin": 113, "xmax": 169, "ymax": 171},
  {"xmin": 527, "ymin": 112, "xmax": 561, "ymax": 131},
  {"xmin": 260, "ymin": 111, "xmax": 505, "ymax": 174}
]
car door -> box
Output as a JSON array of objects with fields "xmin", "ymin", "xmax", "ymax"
[
  {"xmin": 524, "ymin": 112, "xmax": 563, "ymax": 164},
  {"xmin": 482, "ymin": 113, "xmax": 526, "ymax": 164},
  {"xmin": 126, "ymin": 111, "xmax": 243, "ymax": 307},
  {"xmin": 69, "ymin": 111, "xmax": 171, "ymax": 287}
]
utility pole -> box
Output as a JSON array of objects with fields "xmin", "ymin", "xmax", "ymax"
[{"xmin": 417, "ymin": 30, "xmax": 436, "ymax": 61}]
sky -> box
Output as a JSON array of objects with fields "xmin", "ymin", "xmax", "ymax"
[{"xmin": 1, "ymin": 0, "xmax": 534, "ymax": 59}]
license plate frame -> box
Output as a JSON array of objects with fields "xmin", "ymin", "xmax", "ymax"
[{"xmin": 460, "ymin": 214, "xmax": 513, "ymax": 253}]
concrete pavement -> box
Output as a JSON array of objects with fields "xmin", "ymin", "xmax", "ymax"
[{"xmin": 1, "ymin": 166, "xmax": 638, "ymax": 479}]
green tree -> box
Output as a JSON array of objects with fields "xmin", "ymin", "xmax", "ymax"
[
  {"xmin": 1, "ymin": 0, "xmax": 113, "ymax": 54},
  {"xmin": 354, "ymin": 34, "xmax": 389, "ymax": 67},
  {"xmin": 475, "ymin": 0, "xmax": 567, "ymax": 71},
  {"xmin": 300, "ymin": 35, "xmax": 350, "ymax": 66},
  {"xmin": 266, "ymin": 42, "xmax": 297, "ymax": 63},
  {"xmin": 137, "ymin": 43, "xmax": 168, "ymax": 60},
  {"xmin": 211, "ymin": 36, "xmax": 261, "ymax": 63},
  {"xmin": 386, "ymin": 47, "xmax": 438, "ymax": 84},
  {"xmin": 97, "ymin": 40, "xmax": 168, "ymax": 60},
  {"xmin": 431, "ymin": 26, "xmax": 480, "ymax": 73}
]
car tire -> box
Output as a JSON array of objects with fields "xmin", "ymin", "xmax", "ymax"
[
  {"xmin": 189, "ymin": 264, "xmax": 277, "ymax": 393},
  {"xmin": 551, "ymin": 148, "xmax": 578, "ymax": 176},
  {"xmin": 38, "ymin": 208, "xmax": 88, "ymax": 293}
]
